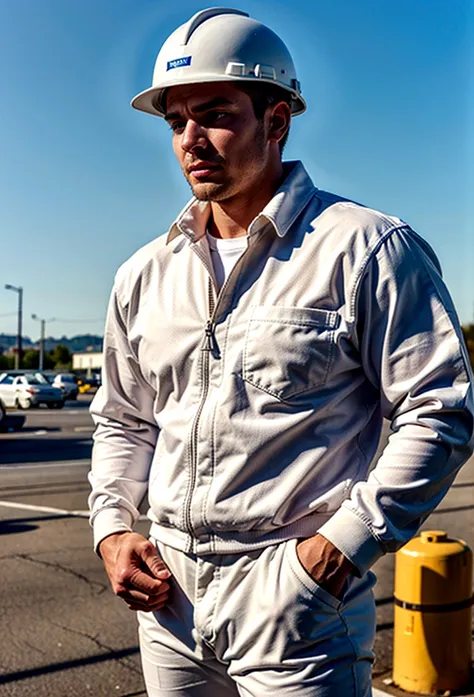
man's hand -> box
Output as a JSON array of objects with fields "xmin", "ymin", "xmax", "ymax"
[
  {"xmin": 296, "ymin": 533, "xmax": 355, "ymax": 600},
  {"xmin": 99, "ymin": 532, "xmax": 172, "ymax": 612}
]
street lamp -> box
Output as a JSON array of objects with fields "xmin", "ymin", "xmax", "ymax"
[
  {"xmin": 5, "ymin": 284, "xmax": 23, "ymax": 369},
  {"xmin": 31, "ymin": 314, "xmax": 55, "ymax": 371}
]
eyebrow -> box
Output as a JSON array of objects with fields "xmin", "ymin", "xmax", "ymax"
[{"xmin": 164, "ymin": 97, "xmax": 235, "ymax": 122}]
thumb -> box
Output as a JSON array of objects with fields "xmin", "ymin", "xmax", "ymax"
[{"xmin": 141, "ymin": 543, "xmax": 171, "ymax": 581}]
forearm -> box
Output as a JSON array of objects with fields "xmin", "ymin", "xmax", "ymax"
[
  {"xmin": 327, "ymin": 227, "xmax": 474, "ymax": 575},
  {"xmin": 319, "ymin": 415, "xmax": 473, "ymax": 576},
  {"xmin": 88, "ymin": 281, "xmax": 159, "ymax": 553},
  {"xmin": 89, "ymin": 412, "xmax": 158, "ymax": 552}
]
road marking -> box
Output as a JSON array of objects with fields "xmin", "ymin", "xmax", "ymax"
[
  {"xmin": 74, "ymin": 426, "xmax": 95, "ymax": 432},
  {"xmin": 2, "ymin": 432, "xmax": 94, "ymax": 440},
  {"xmin": 0, "ymin": 499, "xmax": 148, "ymax": 521},
  {"xmin": 0, "ymin": 460, "xmax": 91, "ymax": 470},
  {"xmin": 0, "ymin": 500, "xmax": 89, "ymax": 517},
  {"xmin": 7, "ymin": 409, "xmax": 83, "ymax": 416}
]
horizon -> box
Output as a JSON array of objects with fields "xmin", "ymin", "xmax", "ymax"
[
  {"xmin": 1, "ymin": 0, "xmax": 472, "ymax": 337},
  {"xmin": 0, "ymin": 331, "xmax": 103, "ymax": 344}
]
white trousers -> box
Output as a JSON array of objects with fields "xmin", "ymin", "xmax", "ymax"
[{"xmin": 138, "ymin": 537, "xmax": 376, "ymax": 696}]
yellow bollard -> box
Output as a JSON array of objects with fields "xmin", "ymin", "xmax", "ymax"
[{"xmin": 393, "ymin": 530, "xmax": 473, "ymax": 694}]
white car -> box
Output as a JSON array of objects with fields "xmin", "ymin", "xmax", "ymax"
[
  {"xmin": 0, "ymin": 372, "xmax": 64, "ymax": 409},
  {"xmin": 51, "ymin": 373, "xmax": 79, "ymax": 400}
]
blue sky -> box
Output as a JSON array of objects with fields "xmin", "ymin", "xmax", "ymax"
[{"xmin": 0, "ymin": 0, "xmax": 472, "ymax": 340}]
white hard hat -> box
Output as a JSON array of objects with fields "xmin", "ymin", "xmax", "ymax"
[{"xmin": 131, "ymin": 7, "xmax": 306, "ymax": 118}]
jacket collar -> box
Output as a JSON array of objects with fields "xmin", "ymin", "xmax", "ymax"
[{"xmin": 166, "ymin": 161, "xmax": 317, "ymax": 245}]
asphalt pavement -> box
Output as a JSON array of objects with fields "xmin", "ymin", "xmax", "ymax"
[{"xmin": 0, "ymin": 396, "xmax": 472, "ymax": 696}]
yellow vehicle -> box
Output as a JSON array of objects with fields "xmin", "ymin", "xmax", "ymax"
[{"xmin": 77, "ymin": 376, "xmax": 100, "ymax": 394}]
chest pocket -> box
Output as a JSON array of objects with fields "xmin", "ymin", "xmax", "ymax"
[{"xmin": 243, "ymin": 305, "xmax": 340, "ymax": 401}]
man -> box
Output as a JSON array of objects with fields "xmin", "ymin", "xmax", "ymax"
[{"xmin": 89, "ymin": 8, "xmax": 474, "ymax": 696}]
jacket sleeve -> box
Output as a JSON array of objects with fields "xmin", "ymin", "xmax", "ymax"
[
  {"xmin": 88, "ymin": 280, "xmax": 159, "ymax": 553},
  {"xmin": 318, "ymin": 227, "xmax": 474, "ymax": 576}
]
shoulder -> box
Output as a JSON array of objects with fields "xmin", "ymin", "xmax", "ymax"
[
  {"xmin": 312, "ymin": 190, "xmax": 407, "ymax": 248},
  {"xmin": 300, "ymin": 189, "xmax": 443, "ymax": 291},
  {"xmin": 114, "ymin": 234, "xmax": 169, "ymax": 307},
  {"xmin": 304, "ymin": 190, "xmax": 441, "ymax": 271}
]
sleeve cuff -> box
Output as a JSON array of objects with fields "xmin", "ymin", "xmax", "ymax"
[
  {"xmin": 318, "ymin": 505, "xmax": 385, "ymax": 576},
  {"xmin": 91, "ymin": 507, "xmax": 134, "ymax": 555}
]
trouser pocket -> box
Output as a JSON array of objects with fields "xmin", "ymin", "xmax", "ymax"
[
  {"xmin": 217, "ymin": 539, "xmax": 351, "ymax": 667},
  {"xmin": 223, "ymin": 539, "xmax": 375, "ymax": 695}
]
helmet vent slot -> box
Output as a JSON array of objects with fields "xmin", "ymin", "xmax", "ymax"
[{"xmin": 181, "ymin": 8, "xmax": 249, "ymax": 45}]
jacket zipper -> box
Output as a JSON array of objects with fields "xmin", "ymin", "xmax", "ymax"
[
  {"xmin": 183, "ymin": 234, "xmax": 264, "ymax": 550},
  {"xmin": 203, "ymin": 320, "xmax": 215, "ymax": 352},
  {"xmin": 184, "ymin": 278, "xmax": 215, "ymax": 550}
]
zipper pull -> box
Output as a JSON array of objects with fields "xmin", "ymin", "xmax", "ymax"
[{"xmin": 202, "ymin": 320, "xmax": 215, "ymax": 352}]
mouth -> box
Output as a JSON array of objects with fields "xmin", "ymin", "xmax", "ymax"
[{"xmin": 187, "ymin": 162, "xmax": 222, "ymax": 180}]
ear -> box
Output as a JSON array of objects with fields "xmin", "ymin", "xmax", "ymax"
[{"xmin": 267, "ymin": 101, "xmax": 291, "ymax": 146}]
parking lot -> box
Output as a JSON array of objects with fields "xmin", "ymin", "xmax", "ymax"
[{"xmin": 0, "ymin": 397, "xmax": 473, "ymax": 696}]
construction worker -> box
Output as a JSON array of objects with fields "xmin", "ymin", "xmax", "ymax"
[{"xmin": 88, "ymin": 8, "xmax": 474, "ymax": 696}]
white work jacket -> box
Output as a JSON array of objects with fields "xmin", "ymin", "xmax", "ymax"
[{"xmin": 89, "ymin": 161, "xmax": 474, "ymax": 575}]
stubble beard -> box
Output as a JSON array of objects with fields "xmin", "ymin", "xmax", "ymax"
[
  {"xmin": 188, "ymin": 180, "xmax": 234, "ymax": 202},
  {"xmin": 184, "ymin": 121, "xmax": 267, "ymax": 203},
  {"xmin": 184, "ymin": 170, "xmax": 233, "ymax": 202}
]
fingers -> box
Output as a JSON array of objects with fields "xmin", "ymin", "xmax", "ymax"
[
  {"xmin": 140, "ymin": 540, "xmax": 172, "ymax": 581},
  {"xmin": 116, "ymin": 582, "xmax": 170, "ymax": 603},
  {"xmin": 117, "ymin": 583, "xmax": 171, "ymax": 612},
  {"xmin": 124, "ymin": 565, "xmax": 165, "ymax": 595},
  {"xmin": 118, "ymin": 539, "xmax": 171, "ymax": 595},
  {"xmin": 127, "ymin": 594, "xmax": 169, "ymax": 612}
]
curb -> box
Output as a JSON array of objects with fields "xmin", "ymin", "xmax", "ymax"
[{"xmin": 373, "ymin": 680, "xmax": 474, "ymax": 697}]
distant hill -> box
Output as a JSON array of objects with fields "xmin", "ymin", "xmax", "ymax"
[
  {"xmin": 0, "ymin": 334, "xmax": 33, "ymax": 351},
  {"xmin": 44, "ymin": 334, "xmax": 103, "ymax": 353},
  {"xmin": 0, "ymin": 333, "xmax": 103, "ymax": 354}
]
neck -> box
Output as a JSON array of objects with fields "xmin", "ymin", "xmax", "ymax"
[{"xmin": 209, "ymin": 161, "xmax": 285, "ymax": 239}]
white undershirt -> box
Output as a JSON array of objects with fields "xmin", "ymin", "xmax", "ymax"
[{"xmin": 206, "ymin": 232, "xmax": 248, "ymax": 288}]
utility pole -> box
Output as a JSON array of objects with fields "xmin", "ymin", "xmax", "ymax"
[
  {"xmin": 5, "ymin": 284, "xmax": 23, "ymax": 369},
  {"xmin": 31, "ymin": 314, "xmax": 55, "ymax": 370}
]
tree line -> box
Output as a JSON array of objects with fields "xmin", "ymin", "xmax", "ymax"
[{"xmin": 0, "ymin": 344, "xmax": 72, "ymax": 371}]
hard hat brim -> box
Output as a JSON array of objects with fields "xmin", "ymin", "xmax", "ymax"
[{"xmin": 131, "ymin": 77, "xmax": 306, "ymax": 118}]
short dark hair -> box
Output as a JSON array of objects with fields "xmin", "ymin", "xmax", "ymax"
[{"xmin": 238, "ymin": 83, "xmax": 292, "ymax": 153}]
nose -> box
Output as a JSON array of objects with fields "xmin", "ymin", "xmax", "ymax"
[{"xmin": 180, "ymin": 119, "xmax": 207, "ymax": 153}]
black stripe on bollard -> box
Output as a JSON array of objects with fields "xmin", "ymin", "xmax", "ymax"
[{"xmin": 394, "ymin": 595, "xmax": 474, "ymax": 613}]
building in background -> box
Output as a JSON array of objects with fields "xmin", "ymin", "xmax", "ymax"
[{"xmin": 72, "ymin": 350, "xmax": 103, "ymax": 378}]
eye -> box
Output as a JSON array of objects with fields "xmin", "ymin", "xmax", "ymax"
[
  {"xmin": 203, "ymin": 110, "xmax": 228, "ymax": 126},
  {"xmin": 169, "ymin": 121, "xmax": 185, "ymax": 134}
]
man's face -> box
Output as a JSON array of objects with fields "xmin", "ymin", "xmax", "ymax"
[{"xmin": 164, "ymin": 82, "xmax": 270, "ymax": 202}]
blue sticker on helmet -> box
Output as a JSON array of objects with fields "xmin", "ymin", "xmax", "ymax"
[{"xmin": 167, "ymin": 56, "xmax": 192, "ymax": 71}]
